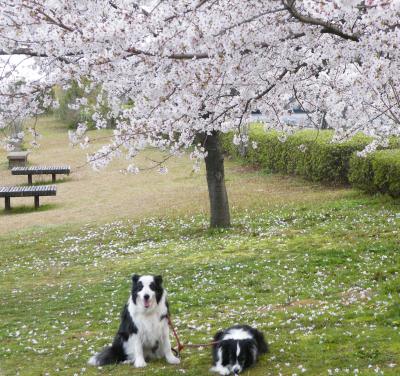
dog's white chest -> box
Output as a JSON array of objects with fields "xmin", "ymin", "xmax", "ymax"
[
  {"xmin": 125, "ymin": 298, "xmax": 167, "ymax": 351},
  {"xmin": 136, "ymin": 313, "xmax": 164, "ymax": 346}
]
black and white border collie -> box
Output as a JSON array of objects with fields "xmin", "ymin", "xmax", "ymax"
[
  {"xmin": 210, "ymin": 325, "xmax": 268, "ymax": 375},
  {"xmin": 88, "ymin": 274, "xmax": 180, "ymax": 368}
]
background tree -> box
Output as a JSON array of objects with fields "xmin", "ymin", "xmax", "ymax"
[
  {"xmin": 56, "ymin": 80, "xmax": 116, "ymax": 129},
  {"xmin": 1, "ymin": 0, "xmax": 399, "ymax": 226},
  {"xmin": 0, "ymin": 80, "xmax": 31, "ymax": 151}
]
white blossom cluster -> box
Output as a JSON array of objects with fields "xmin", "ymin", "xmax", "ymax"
[{"xmin": 0, "ymin": 1, "xmax": 399, "ymax": 165}]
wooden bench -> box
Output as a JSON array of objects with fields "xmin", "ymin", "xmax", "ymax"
[
  {"xmin": 0, "ymin": 185, "xmax": 57, "ymax": 210},
  {"xmin": 7, "ymin": 151, "xmax": 29, "ymax": 169},
  {"xmin": 11, "ymin": 165, "xmax": 71, "ymax": 184}
]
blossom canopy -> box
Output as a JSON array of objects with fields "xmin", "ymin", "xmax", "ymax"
[{"xmin": 0, "ymin": 0, "xmax": 399, "ymax": 165}]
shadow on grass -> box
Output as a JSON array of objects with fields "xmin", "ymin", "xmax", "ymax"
[
  {"xmin": 16, "ymin": 177, "xmax": 72, "ymax": 186},
  {"xmin": 0, "ymin": 203, "xmax": 59, "ymax": 215}
]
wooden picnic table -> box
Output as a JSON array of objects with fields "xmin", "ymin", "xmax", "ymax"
[
  {"xmin": 0, "ymin": 185, "xmax": 57, "ymax": 210},
  {"xmin": 11, "ymin": 165, "xmax": 71, "ymax": 184}
]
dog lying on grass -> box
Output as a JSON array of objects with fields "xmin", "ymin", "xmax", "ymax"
[
  {"xmin": 88, "ymin": 274, "xmax": 180, "ymax": 368},
  {"xmin": 210, "ymin": 325, "xmax": 268, "ymax": 375}
]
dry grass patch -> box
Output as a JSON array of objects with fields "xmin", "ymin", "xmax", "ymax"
[{"xmin": 0, "ymin": 116, "xmax": 351, "ymax": 234}]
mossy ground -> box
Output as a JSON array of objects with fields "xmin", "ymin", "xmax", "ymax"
[
  {"xmin": 1, "ymin": 195, "xmax": 399, "ymax": 375},
  {"xmin": 1, "ymin": 117, "xmax": 399, "ymax": 375}
]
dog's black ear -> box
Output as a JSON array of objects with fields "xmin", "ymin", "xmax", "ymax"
[
  {"xmin": 252, "ymin": 329, "xmax": 268, "ymax": 354},
  {"xmin": 132, "ymin": 274, "xmax": 140, "ymax": 285},
  {"xmin": 154, "ymin": 275, "xmax": 163, "ymax": 286},
  {"xmin": 213, "ymin": 330, "xmax": 224, "ymax": 342}
]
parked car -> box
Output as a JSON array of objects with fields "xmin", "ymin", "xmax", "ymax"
[
  {"xmin": 249, "ymin": 105, "xmax": 312, "ymax": 127},
  {"xmin": 281, "ymin": 106, "xmax": 311, "ymax": 127}
]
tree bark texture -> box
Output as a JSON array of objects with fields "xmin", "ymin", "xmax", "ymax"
[{"xmin": 203, "ymin": 131, "xmax": 231, "ymax": 228}]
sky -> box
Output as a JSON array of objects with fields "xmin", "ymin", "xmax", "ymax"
[{"xmin": 1, "ymin": 55, "xmax": 42, "ymax": 83}]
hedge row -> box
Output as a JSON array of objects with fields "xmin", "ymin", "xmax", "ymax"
[
  {"xmin": 221, "ymin": 127, "xmax": 371, "ymax": 185},
  {"xmin": 349, "ymin": 150, "xmax": 400, "ymax": 197},
  {"xmin": 221, "ymin": 127, "xmax": 400, "ymax": 197}
]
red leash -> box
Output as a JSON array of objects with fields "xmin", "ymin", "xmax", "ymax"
[
  {"xmin": 167, "ymin": 315, "xmax": 221, "ymax": 356},
  {"xmin": 168, "ymin": 315, "xmax": 184, "ymax": 354}
]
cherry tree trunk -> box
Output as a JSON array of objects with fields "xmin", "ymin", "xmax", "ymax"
[{"xmin": 203, "ymin": 131, "xmax": 231, "ymax": 228}]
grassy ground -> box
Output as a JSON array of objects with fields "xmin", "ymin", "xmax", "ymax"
[
  {"xmin": 0, "ymin": 116, "xmax": 347, "ymax": 235},
  {"xmin": 1, "ymin": 117, "xmax": 399, "ymax": 375}
]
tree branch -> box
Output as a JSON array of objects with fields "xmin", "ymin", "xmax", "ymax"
[
  {"xmin": 0, "ymin": 48, "xmax": 80, "ymax": 64},
  {"xmin": 282, "ymin": 0, "xmax": 360, "ymax": 42}
]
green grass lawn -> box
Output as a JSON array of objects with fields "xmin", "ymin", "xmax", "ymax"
[{"xmin": 1, "ymin": 194, "xmax": 399, "ymax": 375}]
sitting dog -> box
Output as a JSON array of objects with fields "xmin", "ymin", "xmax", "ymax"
[
  {"xmin": 210, "ymin": 325, "xmax": 268, "ymax": 375},
  {"xmin": 88, "ymin": 274, "xmax": 180, "ymax": 368}
]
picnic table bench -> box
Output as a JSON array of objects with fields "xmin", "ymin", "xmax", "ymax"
[
  {"xmin": 11, "ymin": 165, "xmax": 71, "ymax": 184},
  {"xmin": 0, "ymin": 185, "xmax": 57, "ymax": 210}
]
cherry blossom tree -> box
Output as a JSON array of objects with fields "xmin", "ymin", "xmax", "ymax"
[{"xmin": 1, "ymin": 0, "xmax": 399, "ymax": 227}]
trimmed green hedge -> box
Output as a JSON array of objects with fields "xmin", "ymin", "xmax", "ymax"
[
  {"xmin": 221, "ymin": 127, "xmax": 371, "ymax": 185},
  {"xmin": 349, "ymin": 150, "xmax": 400, "ymax": 197},
  {"xmin": 222, "ymin": 126, "xmax": 400, "ymax": 197}
]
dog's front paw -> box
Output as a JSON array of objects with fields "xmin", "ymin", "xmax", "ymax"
[
  {"xmin": 210, "ymin": 366, "xmax": 230, "ymax": 375},
  {"xmin": 134, "ymin": 358, "xmax": 147, "ymax": 368},
  {"xmin": 87, "ymin": 355, "xmax": 99, "ymax": 366},
  {"xmin": 166, "ymin": 354, "xmax": 180, "ymax": 365}
]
